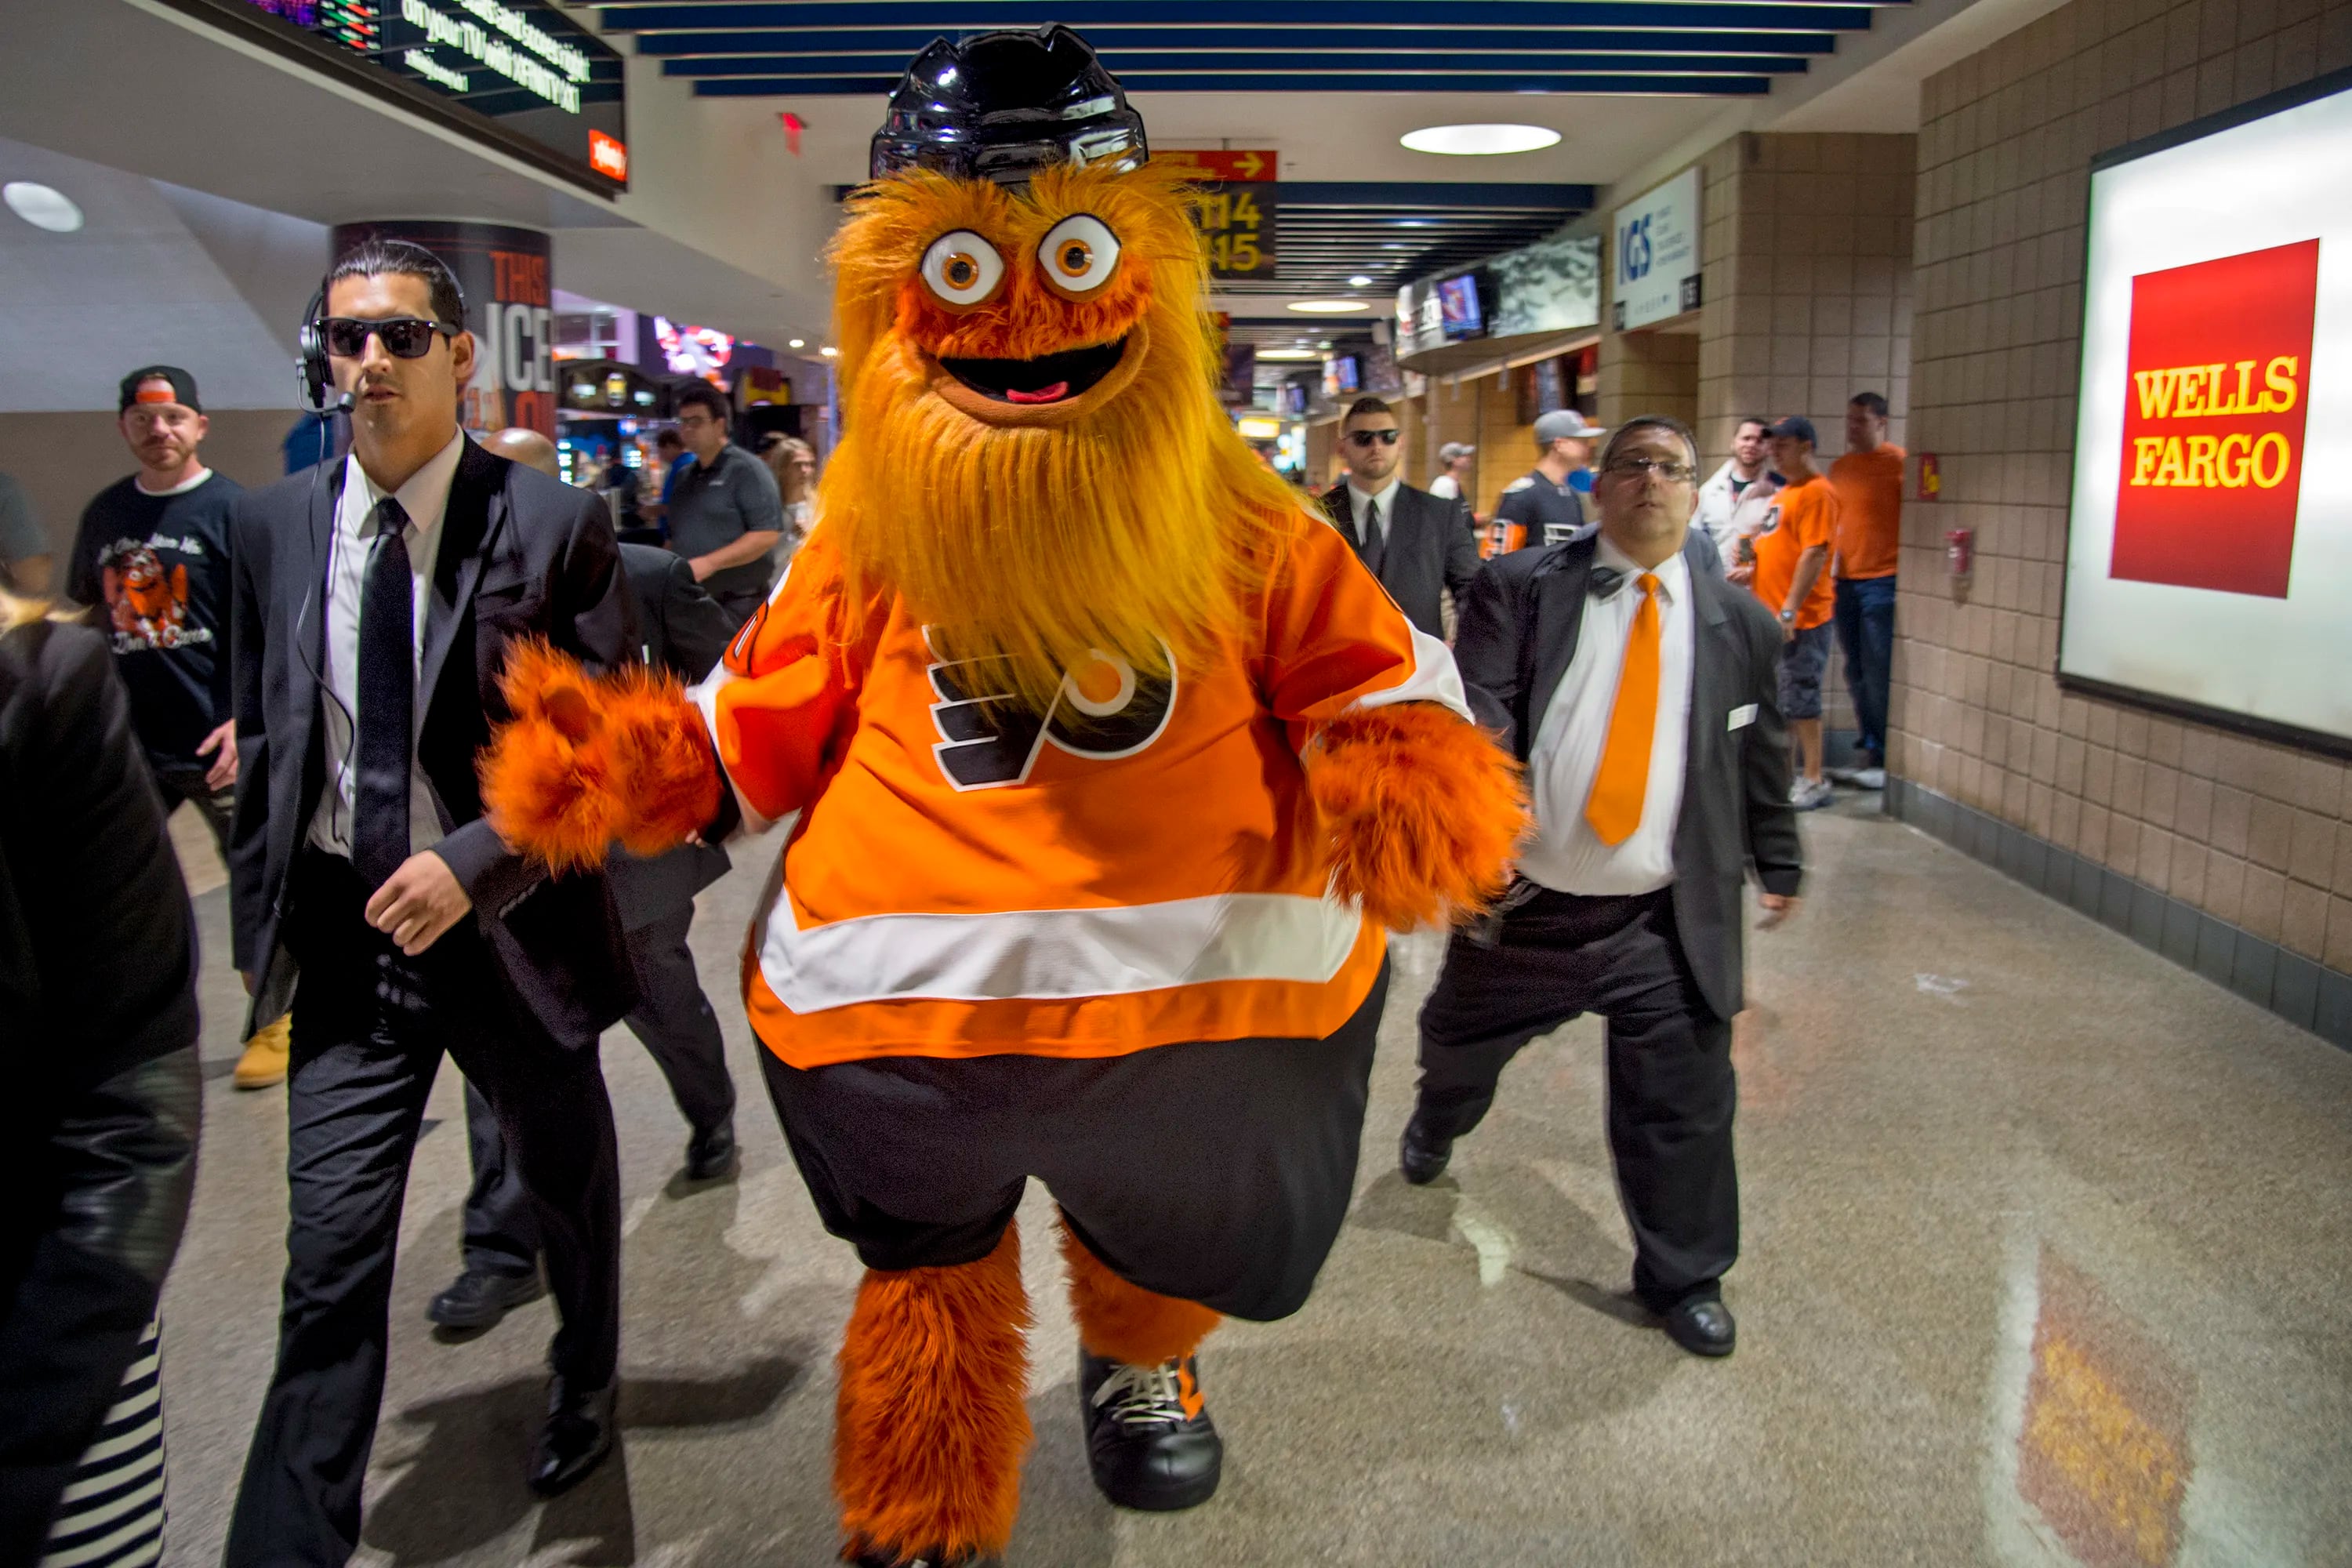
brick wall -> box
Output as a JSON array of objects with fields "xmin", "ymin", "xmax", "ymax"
[{"xmin": 1898, "ymin": 0, "xmax": 2352, "ymax": 975}]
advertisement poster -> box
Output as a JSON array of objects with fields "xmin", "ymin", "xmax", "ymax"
[
  {"xmin": 1490, "ymin": 230, "xmax": 1601, "ymax": 339},
  {"xmin": 1610, "ymin": 167, "xmax": 1701, "ymax": 331},
  {"xmin": 331, "ymin": 220, "xmax": 557, "ymax": 438},
  {"xmin": 2059, "ymin": 77, "xmax": 2351, "ymax": 747}
]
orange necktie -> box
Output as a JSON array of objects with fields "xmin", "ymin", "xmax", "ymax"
[{"xmin": 1585, "ymin": 572, "xmax": 1661, "ymax": 846}]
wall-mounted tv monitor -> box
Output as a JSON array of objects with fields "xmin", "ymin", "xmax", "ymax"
[{"xmin": 1437, "ymin": 273, "xmax": 1486, "ymax": 340}]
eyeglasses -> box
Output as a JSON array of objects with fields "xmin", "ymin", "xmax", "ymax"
[
  {"xmin": 1345, "ymin": 429, "xmax": 1401, "ymax": 448},
  {"xmin": 321, "ymin": 317, "xmax": 455, "ymax": 359},
  {"xmin": 1602, "ymin": 456, "xmax": 1698, "ymax": 485}
]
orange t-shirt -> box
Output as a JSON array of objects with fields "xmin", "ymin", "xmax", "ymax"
[
  {"xmin": 1829, "ymin": 444, "xmax": 1904, "ymax": 580},
  {"xmin": 694, "ymin": 512, "xmax": 1466, "ymax": 1069},
  {"xmin": 1748, "ymin": 472, "xmax": 1838, "ymax": 630}
]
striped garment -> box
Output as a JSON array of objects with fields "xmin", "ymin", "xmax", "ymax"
[{"xmin": 41, "ymin": 1319, "xmax": 165, "ymax": 1568}]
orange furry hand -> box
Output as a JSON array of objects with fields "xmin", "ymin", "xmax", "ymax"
[
  {"xmin": 478, "ymin": 639, "xmax": 721, "ymax": 873},
  {"xmin": 1307, "ymin": 703, "xmax": 1530, "ymax": 932}
]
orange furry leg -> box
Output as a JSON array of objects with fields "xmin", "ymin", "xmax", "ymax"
[
  {"xmin": 1058, "ymin": 1216, "xmax": 1220, "ymax": 1367},
  {"xmin": 1307, "ymin": 702, "xmax": 1530, "ymax": 931},
  {"xmin": 478, "ymin": 639, "xmax": 721, "ymax": 872},
  {"xmin": 834, "ymin": 1225, "xmax": 1033, "ymax": 1564}
]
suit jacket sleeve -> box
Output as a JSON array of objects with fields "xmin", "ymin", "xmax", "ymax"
[
  {"xmin": 1443, "ymin": 497, "xmax": 1483, "ymax": 601},
  {"xmin": 227, "ymin": 492, "xmax": 272, "ymax": 973},
  {"xmin": 434, "ymin": 486, "xmax": 636, "ymax": 902},
  {"xmin": 1450, "ymin": 556, "xmax": 1524, "ymax": 746},
  {"xmin": 659, "ymin": 551, "xmax": 740, "ymax": 681},
  {"xmin": 1737, "ymin": 606, "xmax": 1804, "ymax": 896}
]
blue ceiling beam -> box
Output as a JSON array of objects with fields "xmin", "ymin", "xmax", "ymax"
[
  {"xmin": 693, "ymin": 71, "xmax": 1777, "ymax": 93},
  {"xmin": 663, "ymin": 52, "xmax": 1809, "ymax": 75},
  {"xmin": 626, "ymin": 26, "xmax": 1842, "ymax": 55},
  {"xmin": 1276, "ymin": 183, "xmax": 1594, "ymax": 207},
  {"xmin": 601, "ymin": 3, "xmax": 1890, "ymax": 34}
]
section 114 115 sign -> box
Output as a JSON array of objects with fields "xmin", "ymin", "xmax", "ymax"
[{"xmin": 1155, "ymin": 150, "xmax": 1279, "ymax": 281}]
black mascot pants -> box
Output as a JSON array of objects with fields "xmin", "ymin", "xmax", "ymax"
[{"xmin": 760, "ymin": 958, "xmax": 1388, "ymax": 1322}]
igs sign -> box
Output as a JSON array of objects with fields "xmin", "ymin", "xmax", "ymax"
[
  {"xmin": 2111, "ymin": 241, "xmax": 2317, "ymax": 598},
  {"xmin": 1610, "ymin": 167, "xmax": 1700, "ymax": 331},
  {"xmin": 2061, "ymin": 77, "xmax": 2352, "ymax": 749}
]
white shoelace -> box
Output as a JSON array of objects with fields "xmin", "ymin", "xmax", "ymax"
[{"xmin": 1091, "ymin": 1360, "xmax": 1189, "ymax": 1428}]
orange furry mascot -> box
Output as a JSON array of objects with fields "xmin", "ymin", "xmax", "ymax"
[{"xmin": 479, "ymin": 26, "xmax": 1526, "ymax": 1566}]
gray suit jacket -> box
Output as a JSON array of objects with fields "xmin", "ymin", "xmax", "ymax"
[
  {"xmin": 227, "ymin": 437, "xmax": 640, "ymax": 1046},
  {"xmin": 1320, "ymin": 481, "xmax": 1481, "ymax": 641},
  {"xmin": 1453, "ymin": 528, "xmax": 1803, "ymax": 1019}
]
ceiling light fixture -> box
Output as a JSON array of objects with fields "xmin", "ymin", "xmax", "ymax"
[
  {"xmin": 1287, "ymin": 300, "xmax": 1370, "ymax": 314},
  {"xmin": 4, "ymin": 181, "xmax": 83, "ymax": 233},
  {"xmin": 788, "ymin": 337, "xmax": 806, "ymax": 348},
  {"xmin": 1348, "ymin": 274, "xmax": 1373, "ymax": 287},
  {"xmin": 1400, "ymin": 123, "xmax": 1563, "ymax": 157},
  {"xmin": 1255, "ymin": 347, "xmax": 1319, "ymax": 361},
  {"xmin": 820, "ymin": 345, "xmax": 840, "ymax": 357}
]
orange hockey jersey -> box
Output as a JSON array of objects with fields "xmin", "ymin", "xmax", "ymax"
[{"xmin": 690, "ymin": 508, "xmax": 1470, "ymax": 1069}]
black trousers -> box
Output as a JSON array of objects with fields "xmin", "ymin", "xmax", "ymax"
[
  {"xmin": 224, "ymin": 851, "xmax": 623, "ymax": 1568},
  {"xmin": 761, "ymin": 960, "xmax": 1389, "ymax": 1322},
  {"xmin": 1416, "ymin": 887, "xmax": 1737, "ymax": 1308},
  {"xmin": 461, "ymin": 904, "xmax": 736, "ymax": 1275}
]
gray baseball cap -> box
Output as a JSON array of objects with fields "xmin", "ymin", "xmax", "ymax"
[
  {"xmin": 1534, "ymin": 409, "xmax": 1605, "ymax": 445},
  {"xmin": 1438, "ymin": 441, "xmax": 1475, "ymax": 463}
]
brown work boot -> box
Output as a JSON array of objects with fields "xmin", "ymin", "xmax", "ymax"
[{"xmin": 233, "ymin": 1013, "xmax": 291, "ymax": 1089}]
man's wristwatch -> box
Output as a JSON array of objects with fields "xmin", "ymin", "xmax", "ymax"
[{"xmin": 1778, "ymin": 608, "xmax": 1797, "ymax": 625}]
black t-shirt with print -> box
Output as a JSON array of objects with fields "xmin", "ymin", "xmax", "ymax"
[{"xmin": 68, "ymin": 471, "xmax": 242, "ymax": 769}]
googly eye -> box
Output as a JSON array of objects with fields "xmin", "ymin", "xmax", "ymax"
[
  {"xmin": 920, "ymin": 230, "xmax": 1005, "ymax": 309},
  {"xmin": 1036, "ymin": 214, "xmax": 1121, "ymax": 296}
]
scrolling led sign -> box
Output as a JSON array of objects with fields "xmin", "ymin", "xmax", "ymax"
[{"xmin": 227, "ymin": 0, "xmax": 626, "ymax": 189}]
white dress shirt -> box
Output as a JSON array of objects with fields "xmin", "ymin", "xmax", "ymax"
[
  {"xmin": 307, "ymin": 431, "xmax": 465, "ymax": 860},
  {"xmin": 1344, "ymin": 477, "xmax": 1399, "ymax": 547},
  {"xmin": 1519, "ymin": 537, "xmax": 1697, "ymax": 896}
]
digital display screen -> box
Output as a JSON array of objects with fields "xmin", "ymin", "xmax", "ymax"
[
  {"xmin": 2060, "ymin": 74, "xmax": 2352, "ymax": 748},
  {"xmin": 201, "ymin": 0, "xmax": 626, "ymax": 190},
  {"xmin": 1323, "ymin": 354, "xmax": 1361, "ymax": 397},
  {"xmin": 1437, "ymin": 274, "xmax": 1485, "ymax": 340}
]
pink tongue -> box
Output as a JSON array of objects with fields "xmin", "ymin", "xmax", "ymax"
[{"xmin": 1005, "ymin": 381, "xmax": 1069, "ymax": 405}]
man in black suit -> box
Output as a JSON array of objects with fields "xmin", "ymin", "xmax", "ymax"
[
  {"xmin": 1320, "ymin": 395, "xmax": 1479, "ymax": 641},
  {"xmin": 428, "ymin": 426, "xmax": 742, "ymax": 1330},
  {"xmin": 1399, "ymin": 413, "xmax": 1804, "ymax": 1359},
  {"xmin": 223, "ymin": 242, "xmax": 638, "ymax": 1563}
]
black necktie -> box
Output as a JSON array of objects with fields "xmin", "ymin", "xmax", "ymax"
[
  {"xmin": 354, "ymin": 498, "xmax": 413, "ymax": 890},
  {"xmin": 1357, "ymin": 495, "xmax": 1387, "ymax": 577}
]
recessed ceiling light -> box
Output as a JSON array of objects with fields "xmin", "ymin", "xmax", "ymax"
[
  {"xmin": 1256, "ymin": 347, "xmax": 1319, "ymax": 361},
  {"xmin": 4, "ymin": 181, "xmax": 83, "ymax": 233},
  {"xmin": 1348, "ymin": 274, "xmax": 1373, "ymax": 287},
  {"xmin": 820, "ymin": 345, "xmax": 840, "ymax": 357},
  {"xmin": 1400, "ymin": 123, "xmax": 1563, "ymax": 157},
  {"xmin": 788, "ymin": 337, "xmax": 806, "ymax": 348},
  {"xmin": 1287, "ymin": 300, "xmax": 1370, "ymax": 314}
]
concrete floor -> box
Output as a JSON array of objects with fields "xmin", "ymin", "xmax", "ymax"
[{"xmin": 151, "ymin": 791, "xmax": 2352, "ymax": 1567}]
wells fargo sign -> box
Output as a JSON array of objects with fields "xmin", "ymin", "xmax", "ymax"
[{"xmin": 2111, "ymin": 238, "xmax": 2318, "ymax": 598}]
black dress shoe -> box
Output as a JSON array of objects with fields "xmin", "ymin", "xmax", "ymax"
[
  {"xmin": 684, "ymin": 1121, "xmax": 739, "ymax": 1182},
  {"xmin": 528, "ymin": 1375, "xmax": 616, "ymax": 1496},
  {"xmin": 847, "ymin": 1545, "xmax": 977, "ymax": 1567},
  {"xmin": 1398, "ymin": 1113, "xmax": 1454, "ymax": 1185},
  {"xmin": 426, "ymin": 1267, "xmax": 545, "ymax": 1330},
  {"xmin": 1079, "ymin": 1348, "xmax": 1222, "ymax": 1511},
  {"xmin": 1660, "ymin": 1295, "xmax": 1737, "ymax": 1357}
]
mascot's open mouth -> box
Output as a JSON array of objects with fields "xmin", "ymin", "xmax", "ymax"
[{"xmin": 938, "ymin": 337, "xmax": 1127, "ymax": 405}]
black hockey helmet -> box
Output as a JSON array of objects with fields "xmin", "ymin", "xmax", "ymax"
[{"xmin": 869, "ymin": 24, "xmax": 1148, "ymax": 187}]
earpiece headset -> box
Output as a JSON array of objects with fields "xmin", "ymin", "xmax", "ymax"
[{"xmin": 297, "ymin": 281, "xmax": 350, "ymax": 416}]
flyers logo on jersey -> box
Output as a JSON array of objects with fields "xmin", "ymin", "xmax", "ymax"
[{"xmin": 926, "ymin": 629, "xmax": 1177, "ymax": 789}]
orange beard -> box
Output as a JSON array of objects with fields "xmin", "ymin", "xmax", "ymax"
[{"xmin": 819, "ymin": 162, "xmax": 1307, "ymax": 711}]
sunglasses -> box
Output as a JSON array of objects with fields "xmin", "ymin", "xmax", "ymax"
[
  {"xmin": 321, "ymin": 316, "xmax": 456, "ymax": 359},
  {"xmin": 1345, "ymin": 428, "xmax": 1401, "ymax": 448}
]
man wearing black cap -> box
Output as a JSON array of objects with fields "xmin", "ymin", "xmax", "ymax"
[{"xmin": 68, "ymin": 368, "xmax": 290, "ymax": 1090}]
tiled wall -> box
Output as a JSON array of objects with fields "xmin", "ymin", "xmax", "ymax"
[
  {"xmin": 1898, "ymin": 0, "xmax": 2352, "ymax": 996},
  {"xmin": 1595, "ymin": 324, "xmax": 1698, "ymax": 433}
]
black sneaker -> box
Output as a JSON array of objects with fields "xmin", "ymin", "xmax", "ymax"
[
  {"xmin": 1078, "ymin": 1349, "xmax": 1222, "ymax": 1511},
  {"xmin": 427, "ymin": 1267, "xmax": 545, "ymax": 1330}
]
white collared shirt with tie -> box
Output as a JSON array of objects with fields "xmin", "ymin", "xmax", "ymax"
[
  {"xmin": 1519, "ymin": 536, "xmax": 1697, "ymax": 896},
  {"xmin": 307, "ymin": 430, "xmax": 466, "ymax": 861},
  {"xmin": 1344, "ymin": 476, "xmax": 1400, "ymax": 549}
]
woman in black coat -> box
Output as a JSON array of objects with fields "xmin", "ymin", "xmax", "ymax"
[{"xmin": 0, "ymin": 588, "xmax": 201, "ymax": 1565}]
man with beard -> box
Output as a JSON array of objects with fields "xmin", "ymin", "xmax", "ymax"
[{"xmin": 474, "ymin": 27, "xmax": 1527, "ymax": 1567}]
